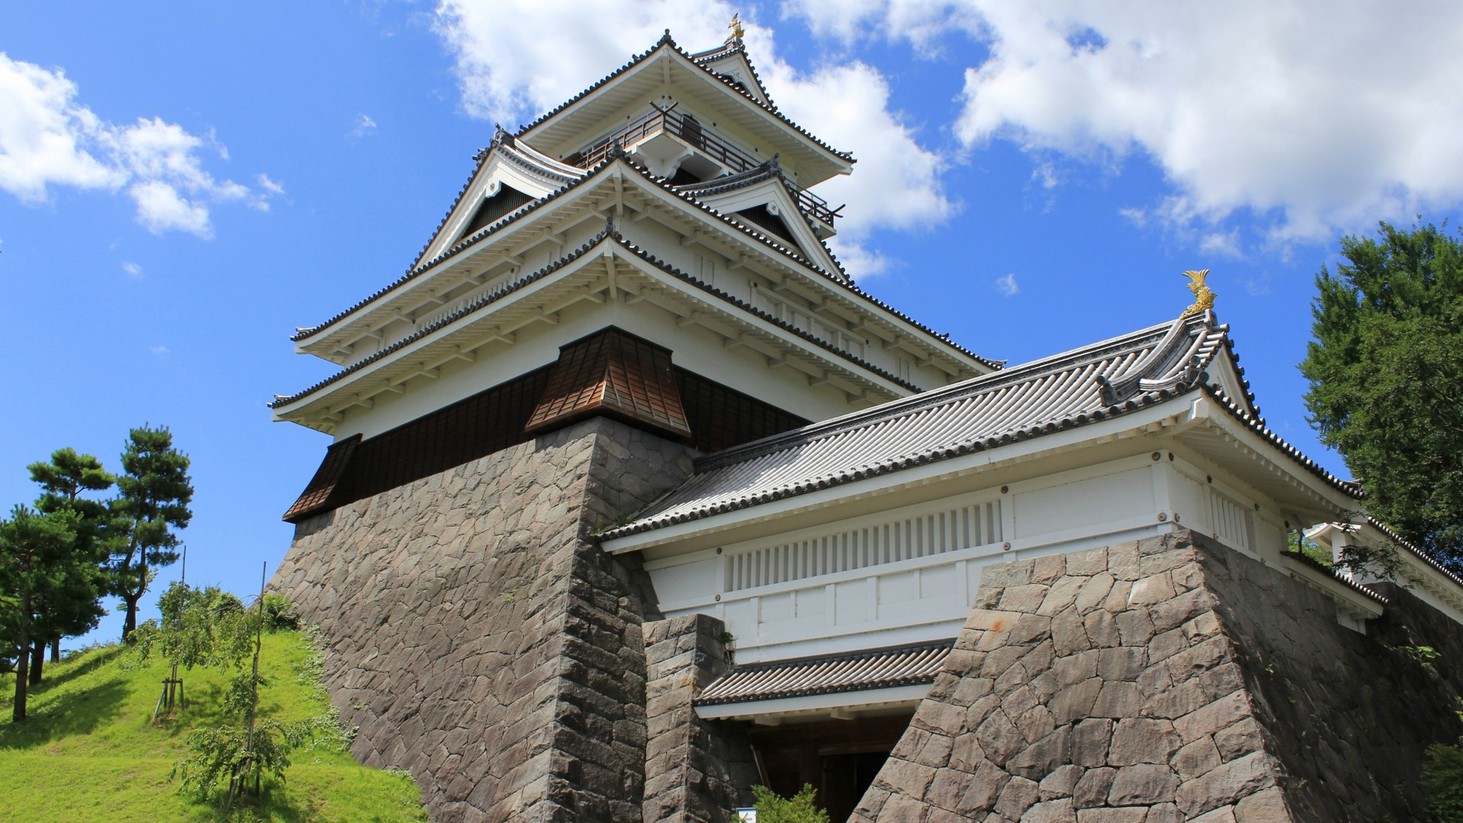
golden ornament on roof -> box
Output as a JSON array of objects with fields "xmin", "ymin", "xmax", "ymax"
[
  {"xmin": 727, "ymin": 13, "xmax": 745, "ymax": 42},
  {"xmin": 1181, "ymin": 269, "xmax": 1215, "ymax": 318}
]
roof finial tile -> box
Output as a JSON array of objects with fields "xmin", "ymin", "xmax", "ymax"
[
  {"xmin": 727, "ymin": 13, "xmax": 745, "ymax": 43},
  {"xmin": 1181, "ymin": 269, "xmax": 1215, "ymax": 318}
]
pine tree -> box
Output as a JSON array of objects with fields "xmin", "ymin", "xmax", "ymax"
[
  {"xmin": 25, "ymin": 448, "xmax": 114, "ymax": 676},
  {"xmin": 109, "ymin": 427, "xmax": 194, "ymax": 642},
  {"xmin": 0, "ymin": 506, "xmax": 79, "ymax": 721}
]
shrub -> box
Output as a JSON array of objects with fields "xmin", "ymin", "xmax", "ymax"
[
  {"xmin": 1426, "ymin": 741, "xmax": 1463, "ymax": 822},
  {"xmin": 258, "ymin": 593, "xmax": 300, "ymax": 631},
  {"xmin": 752, "ymin": 784, "xmax": 829, "ymax": 823}
]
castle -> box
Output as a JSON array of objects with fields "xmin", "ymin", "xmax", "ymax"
[{"xmin": 269, "ymin": 30, "xmax": 1463, "ymax": 822}]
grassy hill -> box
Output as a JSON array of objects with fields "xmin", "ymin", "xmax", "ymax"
[{"xmin": 0, "ymin": 631, "xmax": 426, "ymax": 822}]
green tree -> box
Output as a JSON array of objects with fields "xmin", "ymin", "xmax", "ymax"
[
  {"xmin": 0, "ymin": 506, "xmax": 79, "ymax": 721},
  {"xmin": 25, "ymin": 448, "xmax": 115, "ymax": 676},
  {"xmin": 1301, "ymin": 221, "xmax": 1463, "ymax": 568},
  {"xmin": 109, "ymin": 427, "xmax": 194, "ymax": 642},
  {"xmin": 752, "ymin": 784, "xmax": 830, "ymax": 823}
]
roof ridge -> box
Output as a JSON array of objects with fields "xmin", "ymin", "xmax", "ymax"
[
  {"xmin": 513, "ymin": 33, "xmax": 854, "ymax": 164},
  {"xmin": 693, "ymin": 313, "xmax": 1196, "ymax": 471}
]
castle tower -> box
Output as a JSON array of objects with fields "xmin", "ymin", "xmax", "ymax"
[
  {"xmin": 271, "ymin": 28, "xmax": 1463, "ymax": 823},
  {"xmin": 270, "ymin": 31, "xmax": 996, "ymax": 822}
]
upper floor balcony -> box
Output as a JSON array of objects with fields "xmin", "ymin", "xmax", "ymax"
[{"xmin": 564, "ymin": 105, "xmax": 843, "ymax": 236}]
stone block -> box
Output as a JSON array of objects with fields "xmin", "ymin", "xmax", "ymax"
[
  {"xmin": 1034, "ymin": 553, "xmax": 1068, "ymax": 584},
  {"xmin": 1072, "ymin": 718, "xmax": 1115, "ymax": 767},
  {"xmin": 1115, "ymin": 607, "xmax": 1156, "ymax": 647},
  {"xmin": 1084, "ymin": 610, "xmax": 1122, "ymax": 648},
  {"xmin": 959, "ymin": 761, "xmax": 1013, "ymax": 814},
  {"xmin": 975, "ymin": 708, "xmax": 1027, "ymax": 766},
  {"xmin": 1109, "ymin": 718, "xmax": 1180, "ymax": 766},
  {"xmin": 1175, "ymin": 692, "xmax": 1251, "ymax": 744},
  {"xmin": 1174, "ymin": 752, "xmax": 1278, "ymax": 818},
  {"xmin": 1000, "ymin": 583, "xmax": 1052, "ymax": 613},
  {"xmin": 1025, "ymin": 798, "xmax": 1077, "ymax": 823},
  {"xmin": 1212, "ymin": 718, "xmax": 1264, "ymax": 762},
  {"xmin": 1039, "ymin": 764, "xmax": 1083, "ymax": 800},
  {"xmin": 1055, "ymin": 649, "xmax": 1100, "ymax": 686},
  {"xmin": 1151, "ymin": 589, "xmax": 1214, "ymax": 633},
  {"xmin": 993, "ymin": 775, "xmax": 1041, "ymax": 820},
  {"xmin": 1072, "ymin": 767, "xmax": 1115, "ymax": 808},
  {"xmin": 1235, "ymin": 786, "xmax": 1292, "ymax": 821},
  {"xmin": 1142, "ymin": 676, "xmax": 1209, "ymax": 720},
  {"xmin": 1108, "ymin": 544, "xmax": 1142, "ymax": 580},
  {"xmin": 1107, "ymin": 763, "xmax": 1179, "ymax": 805},
  {"xmin": 1050, "ymin": 677, "xmax": 1103, "ymax": 723},
  {"xmin": 1128, "ymin": 572, "xmax": 1178, "ymax": 605},
  {"xmin": 1091, "ymin": 681, "xmax": 1142, "ymax": 718},
  {"xmin": 1053, "ymin": 611, "xmax": 1094, "ymax": 656},
  {"xmin": 1039, "ymin": 576, "xmax": 1087, "ymax": 616},
  {"xmin": 1063, "ymin": 547, "xmax": 1106, "ymax": 576},
  {"xmin": 1173, "ymin": 736, "xmax": 1223, "ymax": 781},
  {"xmin": 1098, "ymin": 647, "xmax": 1147, "ymax": 682},
  {"xmin": 981, "ymin": 559, "xmax": 1035, "ymax": 589},
  {"xmin": 1008, "ymin": 726, "xmax": 1072, "ymax": 780},
  {"xmin": 1076, "ymin": 809, "xmax": 1150, "ymax": 823},
  {"xmin": 1147, "ymin": 627, "xmax": 1189, "ymax": 665},
  {"xmin": 1075, "ymin": 573, "xmax": 1117, "ymax": 613}
]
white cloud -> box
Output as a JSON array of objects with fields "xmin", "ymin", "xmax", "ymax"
[
  {"xmin": 129, "ymin": 179, "xmax": 211, "ymax": 237},
  {"xmin": 995, "ymin": 272, "xmax": 1019, "ymax": 296},
  {"xmin": 784, "ymin": 2, "xmax": 1463, "ymax": 248},
  {"xmin": 149, "ymin": 345, "xmax": 170, "ymax": 356},
  {"xmin": 121, "ymin": 261, "xmax": 143, "ymax": 279},
  {"xmin": 0, "ymin": 53, "xmax": 121, "ymax": 201},
  {"xmin": 436, "ymin": 1, "xmax": 736, "ymax": 125},
  {"xmin": 432, "ymin": 2, "xmax": 953, "ymax": 279},
  {"xmin": 350, "ymin": 114, "xmax": 377, "ymax": 138},
  {"xmin": 781, "ymin": 0, "xmax": 983, "ymax": 54},
  {"xmin": 1198, "ymin": 231, "xmax": 1242, "ymax": 259},
  {"xmin": 257, "ymin": 173, "xmax": 285, "ymax": 196},
  {"xmin": 0, "ymin": 53, "xmax": 276, "ymax": 237},
  {"xmin": 948, "ymin": 2, "xmax": 1463, "ymax": 244}
]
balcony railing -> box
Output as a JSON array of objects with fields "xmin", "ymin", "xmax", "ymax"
[{"xmin": 566, "ymin": 106, "xmax": 841, "ymax": 228}]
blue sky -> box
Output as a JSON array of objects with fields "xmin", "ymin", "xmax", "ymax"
[{"xmin": 4, "ymin": 1, "xmax": 1460, "ymax": 647}]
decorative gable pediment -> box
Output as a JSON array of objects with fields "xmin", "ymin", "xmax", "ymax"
[{"xmin": 414, "ymin": 133, "xmax": 584, "ymax": 270}]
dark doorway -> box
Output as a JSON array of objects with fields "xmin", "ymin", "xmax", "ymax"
[{"xmin": 747, "ymin": 713, "xmax": 912, "ymax": 821}]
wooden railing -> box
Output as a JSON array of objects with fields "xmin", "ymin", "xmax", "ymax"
[{"xmin": 566, "ymin": 106, "xmax": 841, "ymax": 227}]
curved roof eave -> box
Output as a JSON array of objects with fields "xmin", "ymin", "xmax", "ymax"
[
  {"xmin": 273, "ymin": 228, "xmax": 924, "ymax": 413},
  {"xmin": 514, "ymin": 33, "xmax": 853, "ymax": 167}
]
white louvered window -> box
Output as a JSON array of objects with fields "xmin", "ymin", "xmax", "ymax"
[
  {"xmin": 1208, "ymin": 488, "xmax": 1255, "ymax": 552},
  {"xmin": 726, "ymin": 498, "xmax": 1004, "ymax": 591}
]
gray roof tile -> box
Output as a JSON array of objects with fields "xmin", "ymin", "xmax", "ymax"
[
  {"xmin": 603, "ymin": 312, "xmax": 1358, "ymax": 540},
  {"xmin": 694, "ymin": 639, "xmax": 954, "ymax": 707}
]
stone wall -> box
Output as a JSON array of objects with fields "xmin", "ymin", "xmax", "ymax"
[
  {"xmin": 853, "ymin": 530, "xmax": 1463, "ymax": 822},
  {"xmin": 270, "ymin": 418, "xmax": 693, "ymax": 822},
  {"xmin": 643, "ymin": 614, "xmax": 759, "ymax": 822}
]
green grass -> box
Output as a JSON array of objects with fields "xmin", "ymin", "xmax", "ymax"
[{"xmin": 0, "ymin": 632, "xmax": 426, "ymax": 822}]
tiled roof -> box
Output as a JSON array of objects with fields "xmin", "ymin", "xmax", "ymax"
[
  {"xmin": 1281, "ymin": 550, "xmax": 1390, "ymax": 604},
  {"xmin": 602, "ymin": 312, "xmax": 1356, "ymax": 540},
  {"xmin": 694, "ymin": 639, "xmax": 954, "ymax": 707},
  {"xmin": 1363, "ymin": 518, "xmax": 1463, "ymax": 589},
  {"xmin": 515, "ymin": 32, "xmax": 854, "ymax": 163},
  {"xmin": 273, "ymin": 227, "xmax": 931, "ymax": 410},
  {"xmin": 292, "ymin": 140, "xmax": 994, "ymax": 371},
  {"xmin": 524, "ymin": 328, "xmax": 692, "ymax": 439},
  {"xmin": 281, "ymin": 434, "xmax": 360, "ymax": 522},
  {"xmin": 1203, "ymin": 384, "xmax": 1360, "ymax": 496}
]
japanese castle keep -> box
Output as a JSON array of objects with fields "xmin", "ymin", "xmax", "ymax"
[{"xmin": 269, "ymin": 29, "xmax": 1463, "ymax": 823}]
